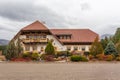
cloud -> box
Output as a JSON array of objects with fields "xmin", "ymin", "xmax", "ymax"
[
  {"xmin": 0, "ymin": 23, "xmax": 16, "ymax": 32},
  {"xmin": 0, "ymin": 0, "xmax": 91, "ymax": 29},
  {"xmin": 0, "ymin": 0, "xmax": 120, "ymax": 40},
  {"xmin": 0, "ymin": 0, "xmax": 70, "ymax": 28},
  {"xmin": 80, "ymin": 3, "xmax": 90, "ymax": 11}
]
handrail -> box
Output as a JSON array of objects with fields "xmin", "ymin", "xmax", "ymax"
[{"xmin": 22, "ymin": 38, "xmax": 48, "ymax": 43}]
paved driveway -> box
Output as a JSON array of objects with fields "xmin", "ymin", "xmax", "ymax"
[{"xmin": 0, "ymin": 62, "xmax": 120, "ymax": 80}]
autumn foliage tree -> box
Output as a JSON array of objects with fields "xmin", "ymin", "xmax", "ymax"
[
  {"xmin": 89, "ymin": 37, "xmax": 104, "ymax": 57},
  {"xmin": 116, "ymin": 41, "xmax": 120, "ymax": 54}
]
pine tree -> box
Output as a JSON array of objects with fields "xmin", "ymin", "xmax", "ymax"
[
  {"xmin": 45, "ymin": 41, "xmax": 55, "ymax": 55},
  {"xmin": 104, "ymin": 41, "xmax": 118, "ymax": 56},
  {"xmin": 112, "ymin": 28, "xmax": 120, "ymax": 44},
  {"xmin": 101, "ymin": 37, "xmax": 109, "ymax": 49},
  {"xmin": 90, "ymin": 37, "xmax": 103, "ymax": 56}
]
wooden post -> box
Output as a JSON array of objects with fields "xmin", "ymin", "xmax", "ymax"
[{"xmin": 0, "ymin": 51, "xmax": 2, "ymax": 56}]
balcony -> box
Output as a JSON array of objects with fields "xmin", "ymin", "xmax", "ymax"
[{"xmin": 22, "ymin": 38, "xmax": 48, "ymax": 43}]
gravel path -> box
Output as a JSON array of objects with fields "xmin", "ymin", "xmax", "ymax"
[{"xmin": 0, "ymin": 62, "xmax": 120, "ymax": 80}]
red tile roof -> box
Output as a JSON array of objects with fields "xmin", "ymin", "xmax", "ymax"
[
  {"xmin": 20, "ymin": 21, "xmax": 98, "ymax": 43},
  {"xmin": 50, "ymin": 29, "xmax": 98, "ymax": 43},
  {"xmin": 22, "ymin": 21, "xmax": 48, "ymax": 31}
]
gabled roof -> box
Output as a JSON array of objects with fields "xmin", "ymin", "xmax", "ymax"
[
  {"xmin": 22, "ymin": 20, "xmax": 48, "ymax": 31},
  {"xmin": 13, "ymin": 20, "xmax": 99, "ymax": 44},
  {"xmin": 50, "ymin": 29, "xmax": 98, "ymax": 43}
]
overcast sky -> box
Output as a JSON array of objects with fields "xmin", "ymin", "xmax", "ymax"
[{"xmin": 0, "ymin": 0, "xmax": 120, "ymax": 40}]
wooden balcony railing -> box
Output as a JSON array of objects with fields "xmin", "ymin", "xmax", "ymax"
[{"xmin": 22, "ymin": 38, "xmax": 48, "ymax": 43}]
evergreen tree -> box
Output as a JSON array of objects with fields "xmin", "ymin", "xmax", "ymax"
[
  {"xmin": 90, "ymin": 37, "xmax": 103, "ymax": 56},
  {"xmin": 104, "ymin": 41, "xmax": 118, "ymax": 56},
  {"xmin": 116, "ymin": 42, "xmax": 120, "ymax": 54},
  {"xmin": 16, "ymin": 38, "xmax": 23, "ymax": 56},
  {"xmin": 0, "ymin": 45, "xmax": 7, "ymax": 55},
  {"xmin": 112, "ymin": 28, "xmax": 120, "ymax": 44},
  {"xmin": 101, "ymin": 37, "xmax": 109, "ymax": 49},
  {"xmin": 5, "ymin": 41, "xmax": 18, "ymax": 60},
  {"xmin": 45, "ymin": 41, "xmax": 55, "ymax": 55}
]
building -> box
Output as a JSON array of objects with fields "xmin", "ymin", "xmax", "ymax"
[{"xmin": 12, "ymin": 21, "xmax": 99, "ymax": 53}]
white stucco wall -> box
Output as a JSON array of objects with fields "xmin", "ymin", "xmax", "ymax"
[
  {"xmin": 65, "ymin": 45, "xmax": 91, "ymax": 51},
  {"xmin": 19, "ymin": 35, "xmax": 26, "ymax": 39},
  {"xmin": 47, "ymin": 35, "xmax": 66, "ymax": 51},
  {"xmin": 14, "ymin": 34, "xmax": 91, "ymax": 52},
  {"xmin": 37, "ymin": 45, "xmax": 46, "ymax": 52}
]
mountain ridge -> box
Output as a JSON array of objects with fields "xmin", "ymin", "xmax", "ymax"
[{"xmin": 0, "ymin": 39, "xmax": 9, "ymax": 45}]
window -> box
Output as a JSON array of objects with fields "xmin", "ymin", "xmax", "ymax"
[
  {"xmin": 57, "ymin": 36, "xmax": 60, "ymax": 39},
  {"xmin": 60, "ymin": 36, "xmax": 62, "ymax": 39},
  {"xmin": 74, "ymin": 46, "xmax": 78, "ymax": 50},
  {"xmin": 67, "ymin": 47, "xmax": 71, "ymax": 51},
  {"xmin": 33, "ymin": 45, "xmax": 37, "ymax": 51},
  {"xmin": 58, "ymin": 35, "xmax": 71, "ymax": 39},
  {"xmin": 67, "ymin": 36, "xmax": 71, "ymax": 39},
  {"xmin": 25, "ymin": 45, "xmax": 30, "ymax": 51},
  {"xmin": 82, "ymin": 46, "xmax": 85, "ymax": 51},
  {"xmin": 79, "ymin": 47, "xmax": 81, "ymax": 49},
  {"xmin": 64, "ymin": 36, "xmax": 66, "ymax": 39}
]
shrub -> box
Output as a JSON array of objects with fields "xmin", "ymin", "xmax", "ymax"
[
  {"xmin": 89, "ymin": 55, "xmax": 94, "ymax": 60},
  {"xmin": 96, "ymin": 54, "xmax": 105, "ymax": 60},
  {"xmin": 40, "ymin": 54, "xmax": 46, "ymax": 60},
  {"xmin": 116, "ymin": 57, "xmax": 120, "ymax": 61},
  {"xmin": 70, "ymin": 55, "xmax": 88, "ymax": 62},
  {"xmin": 105, "ymin": 55, "xmax": 114, "ymax": 61},
  {"xmin": 56, "ymin": 51, "xmax": 72, "ymax": 57},
  {"xmin": 31, "ymin": 52, "xmax": 39, "ymax": 60},
  {"xmin": 71, "ymin": 51, "xmax": 81, "ymax": 55},
  {"xmin": 71, "ymin": 55, "xmax": 81, "ymax": 62},
  {"xmin": 22, "ymin": 52, "xmax": 31, "ymax": 58},
  {"xmin": 80, "ymin": 56, "xmax": 88, "ymax": 62},
  {"xmin": 11, "ymin": 57, "xmax": 31, "ymax": 62},
  {"xmin": 44, "ymin": 55, "xmax": 54, "ymax": 61}
]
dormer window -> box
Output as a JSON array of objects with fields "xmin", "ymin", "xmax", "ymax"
[
  {"xmin": 56, "ymin": 34, "xmax": 71, "ymax": 40},
  {"xmin": 67, "ymin": 36, "xmax": 71, "ymax": 39}
]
